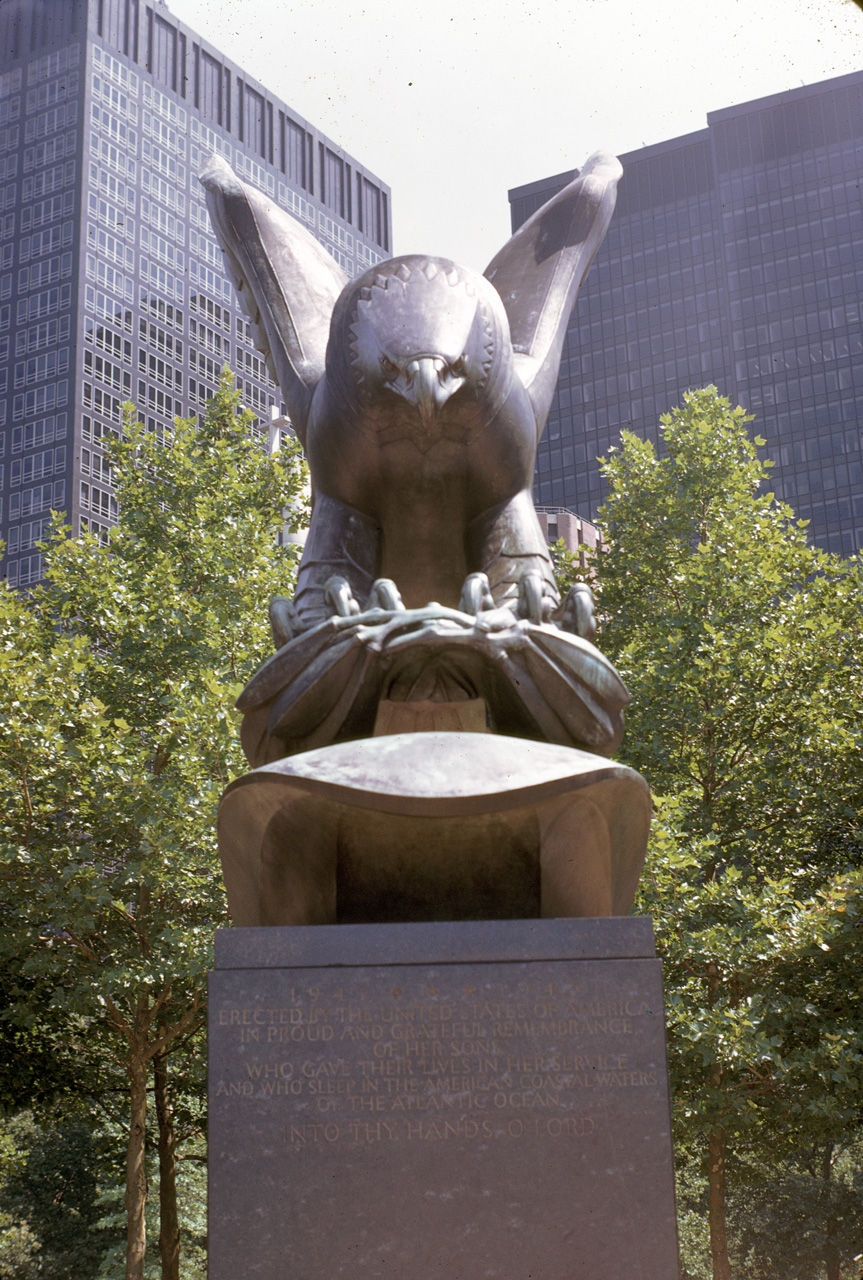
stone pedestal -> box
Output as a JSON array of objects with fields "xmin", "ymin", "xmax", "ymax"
[{"xmin": 209, "ymin": 918, "xmax": 680, "ymax": 1279}]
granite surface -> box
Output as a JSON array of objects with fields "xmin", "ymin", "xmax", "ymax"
[{"xmin": 209, "ymin": 918, "xmax": 680, "ymax": 1279}]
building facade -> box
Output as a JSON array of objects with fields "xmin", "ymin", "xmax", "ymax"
[
  {"xmin": 0, "ymin": 0, "xmax": 392, "ymax": 586},
  {"xmin": 510, "ymin": 70, "xmax": 863, "ymax": 556}
]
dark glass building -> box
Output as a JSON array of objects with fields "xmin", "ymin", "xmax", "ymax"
[
  {"xmin": 0, "ymin": 0, "xmax": 392, "ymax": 586},
  {"xmin": 510, "ymin": 70, "xmax": 863, "ymax": 555}
]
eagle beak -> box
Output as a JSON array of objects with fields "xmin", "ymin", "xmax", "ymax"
[{"xmin": 403, "ymin": 356, "xmax": 455, "ymax": 428}]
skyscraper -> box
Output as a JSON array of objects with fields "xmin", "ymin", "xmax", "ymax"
[
  {"xmin": 0, "ymin": 0, "xmax": 392, "ymax": 587},
  {"xmin": 510, "ymin": 70, "xmax": 863, "ymax": 556}
]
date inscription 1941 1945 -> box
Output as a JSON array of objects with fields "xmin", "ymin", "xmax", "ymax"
[{"xmin": 210, "ymin": 961, "xmax": 666, "ymax": 1150}]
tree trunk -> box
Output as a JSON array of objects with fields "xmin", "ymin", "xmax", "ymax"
[
  {"xmin": 125, "ymin": 1050, "xmax": 149, "ymax": 1280},
  {"xmin": 707, "ymin": 1126, "xmax": 731, "ymax": 1280},
  {"xmin": 820, "ymin": 1143, "xmax": 840, "ymax": 1280},
  {"xmin": 154, "ymin": 1049, "xmax": 181, "ymax": 1280},
  {"xmin": 824, "ymin": 1216, "xmax": 840, "ymax": 1280}
]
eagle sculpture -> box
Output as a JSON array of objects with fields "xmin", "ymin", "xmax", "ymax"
[{"xmin": 200, "ymin": 153, "xmax": 628, "ymax": 767}]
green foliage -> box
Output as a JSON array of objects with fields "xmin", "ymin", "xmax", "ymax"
[
  {"xmin": 1, "ymin": 373, "xmax": 302, "ymax": 1046},
  {"xmin": 729, "ymin": 1143, "xmax": 863, "ymax": 1279},
  {"xmin": 0, "ymin": 1112, "xmax": 114, "ymax": 1280},
  {"xmin": 581, "ymin": 386, "xmax": 863, "ymax": 1274},
  {"xmin": 0, "ymin": 374, "xmax": 306, "ymax": 1275},
  {"xmin": 597, "ymin": 388, "xmax": 860, "ymax": 862}
]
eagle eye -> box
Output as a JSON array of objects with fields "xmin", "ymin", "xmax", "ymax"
[
  {"xmin": 380, "ymin": 356, "xmax": 398, "ymax": 380},
  {"xmin": 451, "ymin": 354, "xmax": 468, "ymax": 378}
]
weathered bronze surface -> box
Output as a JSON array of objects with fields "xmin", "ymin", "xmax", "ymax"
[
  {"xmin": 217, "ymin": 733, "xmax": 651, "ymax": 926},
  {"xmin": 208, "ymin": 919, "xmax": 681, "ymax": 1280},
  {"xmin": 201, "ymin": 153, "xmax": 626, "ymax": 764},
  {"xmin": 204, "ymin": 151, "xmax": 651, "ymax": 927}
]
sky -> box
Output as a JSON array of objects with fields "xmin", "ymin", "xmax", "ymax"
[{"xmin": 165, "ymin": 0, "xmax": 862, "ymax": 271}]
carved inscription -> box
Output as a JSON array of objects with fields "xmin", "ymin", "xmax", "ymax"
[{"xmin": 212, "ymin": 968, "xmax": 662, "ymax": 1146}]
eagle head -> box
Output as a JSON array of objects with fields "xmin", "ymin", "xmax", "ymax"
[{"xmin": 325, "ymin": 256, "xmax": 514, "ymax": 437}]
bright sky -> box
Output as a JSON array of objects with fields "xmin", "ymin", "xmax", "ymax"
[{"xmin": 166, "ymin": 0, "xmax": 861, "ymax": 271}]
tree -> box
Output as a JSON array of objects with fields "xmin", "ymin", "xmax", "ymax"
[
  {"xmin": 0, "ymin": 374, "xmax": 305, "ymax": 1279},
  {"xmin": 0, "ymin": 1113, "xmax": 113, "ymax": 1280},
  {"xmin": 566, "ymin": 388, "xmax": 863, "ymax": 1279}
]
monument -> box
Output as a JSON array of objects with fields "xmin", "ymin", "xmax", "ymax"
[{"xmin": 204, "ymin": 148, "xmax": 680, "ymax": 1277}]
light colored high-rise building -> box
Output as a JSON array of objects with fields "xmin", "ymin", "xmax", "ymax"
[{"xmin": 0, "ymin": 0, "xmax": 392, "ymax": 586}]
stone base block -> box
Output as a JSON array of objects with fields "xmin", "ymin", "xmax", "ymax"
[{"xmin": 208, "ymin": 918, "xmax": 680, "ymax": 1279}]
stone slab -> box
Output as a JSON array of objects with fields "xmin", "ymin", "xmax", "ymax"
[
  {"xmin": 209, "ymin": 918, "xmax": 680, "ymax": 1279},
  {"xmin": 214, "ymin": 916, "xmax": 657, "ymax": 970}
]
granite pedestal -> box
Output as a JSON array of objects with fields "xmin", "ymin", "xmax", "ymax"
[{"xmin": 209, "ymin": 918, "xmax": 680, "ymax": 1279}]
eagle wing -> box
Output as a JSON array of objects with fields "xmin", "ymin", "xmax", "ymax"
[
  {"xmin": 199, "ymin": 155, "xmax": 348, "ymax": 443},
  {"xmin": 484, "ymin": 151, "xmax": 622, "ymax": 436}
]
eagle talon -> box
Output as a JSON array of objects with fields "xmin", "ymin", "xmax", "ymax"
[
  {"xmin": 269, "ymin": 595, "xmax": 304, "ymax": 649},
  {"xmin": 324, "ymin": 576, "xmax": 361, "ymax": 618},
  {"xmin": 558, "ymin": 582, "xmax": 596, "ymax": 640},
  {"xmin": 518, "ymin": 572, "xmax": 546, "ymax": 625},
  {"xmin": 459, "ymin": 572, "xmax": 495, "ymax": 617},
  {"xmin": 366, "ymin": 579, "xmax": 405, "ymax": 612}
]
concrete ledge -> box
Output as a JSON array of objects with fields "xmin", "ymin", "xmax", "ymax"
[{"xmin": 213, "ymin": 915, "xmax": 656, "ymax": 970}]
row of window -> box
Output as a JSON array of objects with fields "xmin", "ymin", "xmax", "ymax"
[
  {"xmin": 27, "ymin": 74, "xmax": 79, "ymax": 118},
  {"xmin": 88, "ymin": 222, "xmax": 135, "ymax": 272},
  {"xmin": 142, "ymin": 196, "xmax": 182, "ymax": 245},
  {"xmin": 79, "ymin": 515, "xmax": 111, "ymax": 542},
  {"xmin": 779, "ymin": 460, "xmax": 863, "ymax": 498},
  {"xmin": 91, "ymin": 101, "xmax": 136, "ymax": 153},
  {"xmin": 17, "ymin": 252, "xmax": 73, "ymax": 294},
  {"xmin": 81, "ymin": 414, "xmax": 120, "ymax": 445},
  {"xmin": 189, "ymin": 316, "xmax": 227, "ymax": 356},
  {"xmin": 77, "ymin": 326, "xmax": 269, "ymax": 401},
  {"xmin": 86, "ymin": 254, "xmax": 134, "ymax": 304},
  {"xmin": 80, "ymin": 480, "xmax": 117, "ymax": 521},
  {"xmin": 140, "ymin": 168, "xmax": 184, "ymax": 216},
  {"xmin": 141, "ymin": 320, "xmax": 181, "ymax": 360},
  {"xmin": 82, "ymin": 383, "xmax": 124, "ymax": 424},
  {"xmin": 84, "ymin": 286, "xmax": 132, "ymax": 332},
  {"xmin": 139, "ymin": 358, "xmax": 182, "ymax": 393},
  {"xmin": 90, "ymin": 162, "xmax": 136, "ymax": 213},
  {"xmin": 14, "ymin": 348, "xmax": 69, "ymax": 387},
  {"xmin": 93, "ymin": 46, "xmax": 137, "ymax": 97},
  {"xmin": 10, "ymin": 412, "xmax": 67, "ymax": 454},
  {"xmin": 18, "ymin": 221, "xmax": 74, "ymax": 264},
  {"xmin": 81, "ymin": 447, "xmax": 112, "ymax": 486},
  {"xmin": 28, "ymin": 45, "xmax": 79, "ymax": 87},
  {"xmin": 6, "ymin": 517, "xmax": 50, "ymax": 555},
  {"xmin": 23, "ymin": 131, "xmax": 76, "ymax": 174},
  {"xmin": 22, "ymin": 160, "xmax": 77, "ymax": 203},
  {"xmin": 141, "ymin": 224, "xmax": 184, "ymax": 272},
  {"xmin": 8, "ymin": 477, "xmax": 65, "ymax": 521},
  {"xmin": 17, "ymin": 283, "xmax": 71, "ymax": 323},
  {"xmin": 9, "ymin": 445, "xmax": 65, "ymax": 487},
  {"xmin": 143, "ymin": 110, "xmax": 186, "ymax": 159},
  {"xmin": 6, "ymin": 554, "xmax": 43, "ymax": 587},
  {"xmin": 140, "ymin": 255, "xmax": 184, "ymax": 304},
  {"xmin": 143, "ymin": 81, "xmax": 186, "ymax": 132},
  {"xmin": 88, "ymin": 191, "xmax": 135, "ymax": 242},
  {"xmin": 11, "ymin": 381, "xmax": 68, "ymax": 422},
  {"xmin": 85, "ymin": 316, "xmax": 131, "ymax": 361},
  {"xmin": 92, "ymin": 71, "xmax": 137, "ymax": 125},
  {"xmin": 84, "ymin": 349, "xmax": 130, "ymax": 395},
  {"xmin": 90, "ymin": 133, "xmax": 136, "ymax": 182}
]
